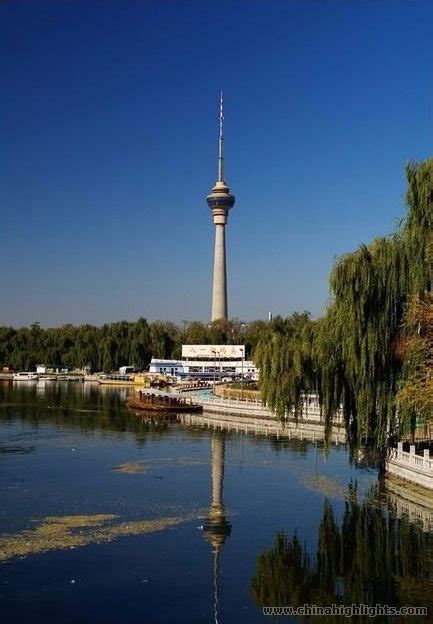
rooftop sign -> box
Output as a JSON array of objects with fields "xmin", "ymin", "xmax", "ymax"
[{"xmin": 182, "ymin": 345, "xmax": 245, "ymax": 359}]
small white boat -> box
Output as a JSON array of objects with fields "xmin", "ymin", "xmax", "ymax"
[
  {"xmin": 57, "ymin": 375, "xmax": 83, "ymax": 382},
  {"xmin": 13, "ymin": 372, "xmax": 39, "ymax": 381}
]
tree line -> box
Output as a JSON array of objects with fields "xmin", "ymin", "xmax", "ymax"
[
  {"xmin": 255, "ymin": 159, "xmax": 433, "ymax": 448},
  {"xmin": 0, "ymin": 318, "xmax": 267, "ymax": 373}
]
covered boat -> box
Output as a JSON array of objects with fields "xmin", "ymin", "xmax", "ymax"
[{"xmin": 126, "ymin": 389, "xmax": 203, "ymax": 413}]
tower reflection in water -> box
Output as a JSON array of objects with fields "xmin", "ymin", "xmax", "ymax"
[{"xmin": 203, "ymin": 432, "xmax": 231, "ymax": 624}]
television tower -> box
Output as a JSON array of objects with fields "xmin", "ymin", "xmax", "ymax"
[{"xmin": 206, "ymin": 92, "xmax": 236, "ymax": 321}]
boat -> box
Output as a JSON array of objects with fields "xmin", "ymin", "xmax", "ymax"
[
  {"xmin": 13, "ymin": 372, "xmax": 39, "ymax": 381},
  {"xmin": 40, "ymin": 375, "xmax": 58, "ymax": 381},
  {"xmin": 98, "ymin": 374, "xmax": 150, "ymax": 387},
  {"xmin": 126, "ymin": 390, "xmax": 203, "ymax": 413},
  {"xmin": 84, "ymin": 374, "xmax": 100, "ymax": 382}
]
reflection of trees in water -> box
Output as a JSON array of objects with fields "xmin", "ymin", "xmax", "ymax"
[
  {"xmin": 267, "ymin": 437, "xmax": 310, "ymax": 456},
  {"xmin": 251, "ymin": 487, "xmax": 433, "ymax": 621},
  {"xmin": 3, "ymin": 384, "xmax": 356, "ymax": 460},
  {"xmin": 0, "ymin": 384, "xmax": 196, "ymax": 445}
]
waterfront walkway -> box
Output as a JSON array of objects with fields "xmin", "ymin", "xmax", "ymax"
[{"xmin": 192, "ymin": 393, "xmax": 343, "ymax": 423}]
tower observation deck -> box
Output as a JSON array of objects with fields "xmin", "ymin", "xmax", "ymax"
[{"xmin": 206, "ymin": 92, "xmax": 236, "ymax": 321}]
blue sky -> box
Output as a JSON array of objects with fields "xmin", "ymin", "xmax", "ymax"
[{"xmin": 2, "ymin": 0, "xmax": 433, "ymax": 327}]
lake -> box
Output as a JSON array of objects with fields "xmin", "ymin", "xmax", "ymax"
[{"xmin": 0, "ymin": 381, "xmax": 432, "ymax": 623}]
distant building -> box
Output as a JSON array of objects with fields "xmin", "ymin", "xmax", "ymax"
[
  {"xmin": 36, "ymin": 364, "xmax": 68, "ymax": 374},
  {"xmin": 149, "ymin": 344, "xmax": 257, "ymax": 380}
]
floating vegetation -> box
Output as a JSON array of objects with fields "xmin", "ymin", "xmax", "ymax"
[
  {"xmin": 299, "ymin": 472, "xmax": 347, "ymax": 500},
  {"xmin": 0, "ymin": 512, "xmax": 197, "ymax": 563},
  {"xmin": 111, "ymin": 456, "xmax": 208, "ymax": 474},
  {"xmin": 112, "ymin": 461, "xmax": 148, "ymax": 474}
]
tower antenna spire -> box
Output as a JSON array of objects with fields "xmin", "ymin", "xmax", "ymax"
[{"xmin": 218, "ymin": 91, "xmax": 224, "ymax": 182}]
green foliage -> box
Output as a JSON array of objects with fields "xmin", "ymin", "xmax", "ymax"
[
  {"xmin": 254, "ymin": 313, "xmax": 315, "ymax": 419},
  {"xmin": 0, "ymin": 317, "xmax": 265, "ymax": 373},
  {"xmin": 325, "ymin": 235, "xmax": 407, "ymax": 447},
  {"xmin": 150, "ymin": 321, "xmax": 180, "ymax": 359},
  {"xmin": 404, "ymin": 160, "xmax": 433, "ymax": 293},
  {"xmin": 0, "ymin": 320, "xmax": 154, "ymax": 372}
]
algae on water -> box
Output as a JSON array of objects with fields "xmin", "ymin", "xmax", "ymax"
[{"xmin": 0, "ymin": 512, "xmax": 197, "ymax": 563}]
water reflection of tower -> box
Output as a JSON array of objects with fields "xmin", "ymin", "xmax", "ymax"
[{"xmin": 203, "ymin": 431, "xmax": 231, "ymax": 624}]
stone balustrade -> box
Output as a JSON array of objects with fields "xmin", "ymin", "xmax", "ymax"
[
  {"xmin": 386, "ymin": 442, "xmax": 433, "ymax": 490},
  {"xmin": 191, "ymin": 393, "xmax": 344, "ymax": 426}
]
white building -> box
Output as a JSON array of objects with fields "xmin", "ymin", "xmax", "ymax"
[{"xmin": 149, "ymin": 345, "xmax": 257, "ymax": 380}]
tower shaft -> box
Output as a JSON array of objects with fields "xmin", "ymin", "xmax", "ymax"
[{"xmin": 211, "ymin": 223, "xmax": 228, "ymax": 322}]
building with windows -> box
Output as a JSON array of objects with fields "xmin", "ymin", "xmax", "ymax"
[{"xmin": 148, "ymin": 345, "xmax": 257, "ymax": 380}]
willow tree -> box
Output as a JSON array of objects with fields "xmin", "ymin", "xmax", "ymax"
[
  {"xmin": 255, "ymin": 236, "xmax": 408, "ymax": 447},
  {"xmin": 325, "ymin": 234, "xmax": 408, "ymax": 447},
  {"xmin": 254, "ymin": 313, "xmax": 316, "ymax": 419},
  {"xmin": 255, "ymin": 158, "xmax": 433, "ymax": 449},
  {"xmin": 404, "ymin": 160, "xmax": 433, "ymax": 293}
]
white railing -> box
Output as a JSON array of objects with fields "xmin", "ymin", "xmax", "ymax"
[
  {"xmin": 187, "ymin": 393, "xmax": 344, "ymax": 425},
  {"xmin": 390, "ymin": 443, "xmax": 433, "ymax": 473}
]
